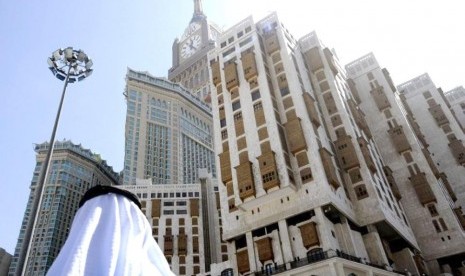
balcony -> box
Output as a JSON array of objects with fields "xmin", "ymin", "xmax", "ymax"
[
  {"xmin": 224, "ymin": 61, "xmax": 239, "ymax": 91},
  {"xmin": 236, "ymin": 161, "xmax": 256, "ymax": 200},
  {"xmin": 324, "ymin": 48, "xmax": 338, "ymax": 75},
  {"xmin": 429, "ymin": 104, "xmax": 449, "ymax": 127},
  {"xmin": 371, "ymin": 86, "xmax": 391, "ymax": 111},
  {"xmin": 302, "ymin": 93, "xmax": 321, "ymax": 127},
  {"xmin": 211, "ymin": 59, "xmax": 221, "ymax": 86},
  {"xmin": 449, "ymin": 139, "xmax": 465, "ymax": 165},
  {"xmin": 410, "ymin": 173, "xmax": 436, "ymax": 206},
  {"xmin": 334, "ymin": 135, "xmax": 360, "ymax": 171},
  {"xmin": 303, "ymin": 47, "xmax": 324, "ymax": 73},
  {"xmin": 219, "ymin": 151, "xmax": 232, "ymax": 184},
  {"xmin": 264, "ymin": 32, "xmax": 280, "ymax": 55},
  {"xmin": 319, "ymin": 148, "xmax": 340, "ymax": 189},
  {"xmin": 241, "ymin": 49, "xmax": 258, "ymax": 80},
  {"xmin": 284, "ymin": 118, "xmax": 307, "ymax": 154},
  {"xmin": 249, "ymin": 249, "xmax": 408, "ymax": 276}
]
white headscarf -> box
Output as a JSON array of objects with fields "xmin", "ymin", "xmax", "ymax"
[{"xmin": 47, "ymin": 189, "xmax": 174, "ymax": 276}]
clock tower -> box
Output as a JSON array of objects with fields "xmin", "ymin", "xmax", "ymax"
[{"xmin": 168, "ymin": 0, "xmax": 221, "ymax": 103}]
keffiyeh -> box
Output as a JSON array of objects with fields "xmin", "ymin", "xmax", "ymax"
[{"xmin": 47, "ymin": 186, "xmax": 174, "ymax": 276}]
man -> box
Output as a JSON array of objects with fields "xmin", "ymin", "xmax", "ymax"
[{"xmin": 47, "ymin": 185, "xmax": 174, "ymax": 276}]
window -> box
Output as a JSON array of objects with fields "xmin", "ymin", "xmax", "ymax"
[
  {"xmin": 423, "ymin": 91, "xmax": 432, "ymax": 99},
  {"xmin": 355, "ymin": 185, "xmax": 369, "ymax": 200},
  {"xmin": 220, "ymin": 118, "xmax": 226, "ymax": 128},
  {"xmin": 367, "ymin": 72, "xmax": 374, "ymax": 80},
  {"xmin": 427, "ymin": 204, "xmax": 438, "ymax": 217},
  {"xmin": 234, "ymin": 112, "xmax": 242, "ymax": 121},
  {"xmin": 251, "ymin": 90, "xmax": 261, "ymax": 101},
  {"xmin": 221, "ymin": 268, "xmax": 234, "ymax": 276},
  {"xmin": 307, "ymin": 248, "xmax": 324, "ymax": 261},
  {"xmin": 265, "ymin": 263, "xmax": 273, "ymax": 274},
  {"xmin": 403, "ymin": 152, "xmax": 413, "ymax": 163},
  {"xmin": 432, "ymin": 220, "xmax": 441, "ymax": 233},
  {"xmin": 232, "ymin": 100, "xmax": 241, "ymax": 111},
  {"xmin": 221, "ymin": 130, "xmax": 228, "ymax": 139},
  {"xmin": 280, "ymin": 86, "xmax": 290, "ymax": 96},
  {"xmin": 439, "ymin": 218, "xmax": 448, "ymax": 231}
]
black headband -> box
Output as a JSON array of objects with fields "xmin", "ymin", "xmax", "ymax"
[{"xmin": 79, "ymin": 185, "xmax": 142, "ymax": 209}]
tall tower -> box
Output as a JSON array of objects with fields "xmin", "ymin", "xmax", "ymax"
[
  {"xmin": 9, "ymin": 140, "xmax": 118, "ymax": 276},
  {"xmin": 346, "ymin": 54, "xmax": 465, "ymax": 275},
  {"xmin": 122, "ymin": 68, "xmax": 215, "ymax": 186},
  {"xmin": 168, "ymin": 0, "xmax": 222, "ymax": 103},
  {"xmin": 120, "ymin": 69, "xmax": 226, "ymax": 275},
  {"xmin": 397, "ymin": 75, "xmax": 465, "ymax": 211},
  {"xmin": 207, "ymin": 13, "xmax": 422, "ymax": 275},
  {"xmin": 119, "ymin": 2, "xmax": 227, "ymax": 275}
]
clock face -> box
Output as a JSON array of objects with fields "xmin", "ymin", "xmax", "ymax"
[
  {"xmin": 181, "ymin": 35, "xmax": 202, "ymax": 59},
  {"xmin": 181, "ymin": 22, "xmax": 201, "ymax": 41}
]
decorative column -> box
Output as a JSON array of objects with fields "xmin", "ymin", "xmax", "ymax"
[
  {"xmin": 246, "ymin": 232, "xmax": 258, "ymax": 272},
  {"xmin": 278, "ymin": 220, "xmax": 294, "ymax": 263}
]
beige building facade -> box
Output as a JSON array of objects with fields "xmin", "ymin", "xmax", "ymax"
[
  {"xmin": 445, "ymin": 86, "xmax": 465, "ymax": 133},
  {"xmin": 119, "ymin": 169, "xmax": 226, "ymax": 275},
  {"xmin": 206, "ymin": 13, "xmax": 423, "ymax": 276},
  {"xmin": 122, "ymin": 68, "xmax": 215, "ymax": 186},
  {"xmin": 347, "ymin": 54, "xmax": 465, "ymax": 275},
  {"xmin": 397, "ymin": 75, "xmax": 465, "ymax": 213}
]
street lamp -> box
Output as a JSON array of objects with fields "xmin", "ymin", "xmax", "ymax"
[{"xmin": 15, "ymin": 47, "xmax": 93, "ymax": 276}]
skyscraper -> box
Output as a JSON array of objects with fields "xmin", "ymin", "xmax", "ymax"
[
  {"xmin": 397, "ymin": 74, "xmax": 465, "ymax": 211},
  {"xmin": 120, "ymin": 68, "xmax": 227, "ymax": 274},
  {"xmin": 9, "ymin": 140, "xmax": 118, "ymax": 276},
  {"xmin": 207, "ymin": 13, "xmax": 423, "ymax": 275},
  {"xmin": 0, "ymin": 248, "xmax": 12, "ymax": 276},
  {"xmin": 347, "ymin": 53, "xmax": 465, "ymax": 274},
  {"xmin": 122, "ymin": 68, "xmax": 215, "ymax": 186},
  {"xmin": 119, "ymin": 3, "xmax": 227, "ymax": 275}
]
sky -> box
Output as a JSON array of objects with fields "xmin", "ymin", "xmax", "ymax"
[{"xmin": 1, "ymin": 0, "xmax": 464, "ymax": 254}]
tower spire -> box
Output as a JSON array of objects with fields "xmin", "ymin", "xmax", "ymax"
[{"xmin": 193, "ymin": 0, "xmax": 203, "ymax": 16}]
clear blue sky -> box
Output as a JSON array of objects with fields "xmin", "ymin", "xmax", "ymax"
[{"xmin": 1, "ymin": 0, "xmax": 464, "ymax": 254}]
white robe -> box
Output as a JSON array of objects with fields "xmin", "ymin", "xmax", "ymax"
[{"xmin": 47, "ymin": 192, "xmax": 175, "ymax": 276}]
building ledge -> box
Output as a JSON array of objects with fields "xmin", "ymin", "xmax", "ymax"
[
  {"xmin": 238, "ymin": 184, "xmax": 296, "ymax": 211},
  {"xmin": 250, "ymin": 249, "xmax": 408, "ymax": 276}
]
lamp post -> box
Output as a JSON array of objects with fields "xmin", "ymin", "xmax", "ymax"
[{"xmin": 15, "ymin": 47, "xmax": 93, "ymax": 276}]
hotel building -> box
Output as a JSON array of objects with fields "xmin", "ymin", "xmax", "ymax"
[
  {"xmin": 347, "ymin": 54, "xmax": 465, "ymax": 275},
  {"xmin": 207, "ymin": 13, "xmax": 423, "ymax": 276}
]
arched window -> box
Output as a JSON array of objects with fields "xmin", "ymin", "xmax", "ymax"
[
  {"xmin": 307, "ymin": 247, "xmax": 324, "ymax": 262},
  {"xmin": 220, "ymin": 268, "xmax": 233, "ymax": 276},
  {"xmin": 264, "ymin": 263, "xmax": 273, "ymax": 275}
]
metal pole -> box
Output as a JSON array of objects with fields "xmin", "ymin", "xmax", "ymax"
[{"xmin": 16, "ymin": 65, "xmax": 72, "ymax": 276}]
